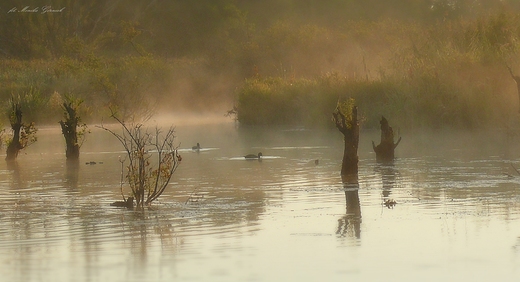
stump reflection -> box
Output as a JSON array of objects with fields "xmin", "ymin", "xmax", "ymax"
[
  {"xmin": 379, "ymin": 164, "xmax": 398, "ymax": 208},
  {"xmin": 65, "ymin": 159, "xmax": 80, "ymax": 190},
  {"xmin": 337, "ymin": 174, "xmax": 361, "ymax": 239}
]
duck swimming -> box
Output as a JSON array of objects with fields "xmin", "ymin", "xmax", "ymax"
[
  {"xmin": 244, "ymin": 152, "xmax": 262, "ymax": 159},
  {"xmin": 192, "ymin": 143, "xmax": 201, "ymax": 150}
]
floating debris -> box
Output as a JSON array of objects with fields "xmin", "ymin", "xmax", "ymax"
[
  {"xmin": 110, "ymin": 197, "xmax": 134, "ymax": 209},
  {"xmin": 384, "ymin": 199, "xmax": 397, "ymax": 208}
]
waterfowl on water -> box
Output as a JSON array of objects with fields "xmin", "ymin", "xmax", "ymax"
[
  {"xmin": 192, "ymin": 143, "xmax": 201, "ymax": 150},
  {"xmin": 244, "ymin": 152, "xmax": 262, "ymax": 159}
]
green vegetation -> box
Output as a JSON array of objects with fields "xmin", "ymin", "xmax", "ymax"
[
  {"xmin": 2, "ymin": 1, "xmax": 520, "ymax": 129},
  {"xmin": 236, "ymin": 69, "xmax": 510, "ymax": 130}
]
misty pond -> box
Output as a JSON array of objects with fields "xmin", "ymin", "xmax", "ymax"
[{"xmin": 1, "ymin": 121, "xmax": 520, "ymax": 282}]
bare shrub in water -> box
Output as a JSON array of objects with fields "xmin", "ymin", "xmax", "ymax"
[{"xmin": 100, "ymin": 113, "xmax": 181, "ymax": 208}]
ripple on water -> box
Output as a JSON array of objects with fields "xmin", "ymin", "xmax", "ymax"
[{"xmin": 1, "ymin": 128, "xmax": 520, "ymax": 282}]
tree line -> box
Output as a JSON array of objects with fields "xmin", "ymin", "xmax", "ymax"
[
  {"xmin": 2, "ymin": 1, "xmax": 520, "ymax": 127},
  {"xmin": 2, "ymin": 0, "xmax": 520, "ymax": 60}
]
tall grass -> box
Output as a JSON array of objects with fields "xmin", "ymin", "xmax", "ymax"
[
  {"xmin": 236, "ymin": 13, "xmax": 520, "ymax": 130},
  {"xmin": 237, "ymin": 70, "xmax": 511, "ymax": 130}
]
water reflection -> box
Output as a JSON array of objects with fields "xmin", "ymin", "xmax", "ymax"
[
  {"xmin": 6, "ymin": 160, "xmax": 22, "ymax": 189},
  {"xmin": 64, "ymin": 207, "xmax": 182, "ymax": 281},
  {"xmin": 65, "ymin": 159, "xmax": 79, "ymax": 189},
  {"xmin": 2, "ymin": 126, "xmax": 520, "ymax": 281},
  {"xmin": 376, "ymin": 164, "xmax": 399, "ymax": 208},
  {"xmin": 379, "ymin": 164, "xmax": 397, "ymax": 198},
  {"xmin": 337, "ymin": 174, "xmax": 361, "ymax": 240}
]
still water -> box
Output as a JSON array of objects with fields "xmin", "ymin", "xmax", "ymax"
[{"xmin": 0, "ymin": 122, "xmax": 519, "ymax": 282}]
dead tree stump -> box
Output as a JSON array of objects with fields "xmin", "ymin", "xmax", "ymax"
[
  {"xmin": 6, "ymin": 105, "xmax": 23, "ymax": 161},
  {"xmin": 372, "ymin": 116, "xmax": 401, "ymax": 163},
  {"xmin": 59, "ymin": 102, "xmax": 80, "ymax": 159},
  {"xmin": 333, "ymin": 104, "xmax": 359, "ymax": 175}
]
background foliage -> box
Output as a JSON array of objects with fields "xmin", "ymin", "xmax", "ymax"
[{"xmin": 1, "ymin": 0, "xmax": 520, "ymax": 129}]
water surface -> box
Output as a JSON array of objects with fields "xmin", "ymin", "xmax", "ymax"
[{"xmin": 0, "ymin": 123, "xmax": 519, "ymax": 281}]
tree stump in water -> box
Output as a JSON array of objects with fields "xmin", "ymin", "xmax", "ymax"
[
  {"xmin": 59, "ymin": 102, "xmax": 80, "ymax": 160},
  {"xmin": 6, "ymin": 104, "xmax": 23, "ymax": 161},
  {"xmin": 372, "ymin": 116, "xmax": 401, "ymax": 163},
  {"xmin": 333, "ymin": 104, "xmax": 359, "ymax": 175}
]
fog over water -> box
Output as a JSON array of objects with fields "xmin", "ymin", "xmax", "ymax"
[
  {"xmin": 3, "ymin": 2, "xmax": 520, "ymax": 281},
  {"xmin": 0, "ymin": 120, "xmax": 519, "ymax": 281}
]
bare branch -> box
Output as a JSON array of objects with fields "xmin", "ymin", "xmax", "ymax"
[{"xmin": 104, "ymin": 112, "xmax": 180, "ymax": 208}]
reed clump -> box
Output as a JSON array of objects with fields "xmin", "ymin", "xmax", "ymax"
[{"xmin": 236, "ymin": 71, "xmax": 510, "ymax": 130}]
